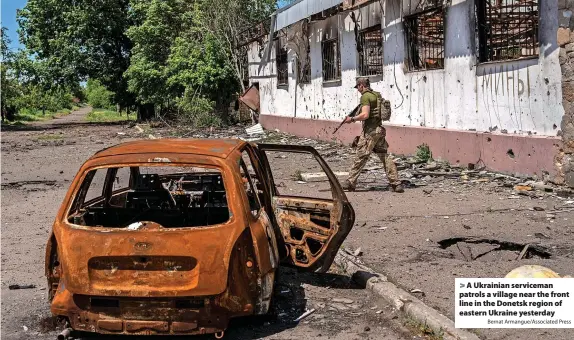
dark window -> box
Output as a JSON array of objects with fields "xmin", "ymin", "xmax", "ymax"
[
  {"xmin": 404, "ymin": 7, "xmax": 445, "ymax": 71},
  {"xmin": 322, "ymin": 38, "xmax": 341, "ymax": 81},
  {"xmin": 476, "ymin": 0, "xmax": 539, "ymax": 62},
  {"xmin": 298, "ymin": 56, "xmax": 311, "ymax": 84},
  {"xmin": 357, "ymin": 26, "xmax": 383, "ymax": 76},
  {"xmin": 276, "ymin": 36, "xmax": 289, "ymax": 86}
]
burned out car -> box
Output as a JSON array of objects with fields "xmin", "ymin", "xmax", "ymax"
[{"xmin": 46, "ymin": 138, "xmax": 354, "ymax": 338}]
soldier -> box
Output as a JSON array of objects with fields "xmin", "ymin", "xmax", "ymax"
[{"xmin": 342, "ymin": 77, "xmax": 404, "ymax": 193}]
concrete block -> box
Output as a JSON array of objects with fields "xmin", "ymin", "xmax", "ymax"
[
  {"xmin": 558, "ymin": 27, "xmax": 571, "ymax": 46},
  {"xmin": 563, "ymin": 81, "xmax": 574, "ymax": 102},
  {"xmin": 560, "ymin": 10, "xmax": 573, "ymax": 28},
  {"xmin": 300, "ymin": 171, "xmax": 349, "ymax": 182}
]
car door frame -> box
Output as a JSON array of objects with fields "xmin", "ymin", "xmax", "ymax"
[{"xmin": 252, "ymin": 143, "xmax": 355, "ymax": 273}]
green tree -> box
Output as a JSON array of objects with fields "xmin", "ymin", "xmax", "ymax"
[
  {"xmin": 1, "ymin": 27, "xmax": 21, "ymax": 121},
  {"xmin": 85, "ymin": 79, "xmax": 114, "ymax": 110},
  {"xmin": 17, "ymin": 0, "xmax": 141, "ymax": 116}
]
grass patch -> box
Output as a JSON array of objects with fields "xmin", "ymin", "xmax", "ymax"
[
  {"xmin": 86, "ymin": 109, "xmax": 134, "ymax": 123},
  {"xmin": 292, "ymin": 169, "xmax": 304, "ymax": 181},
  {"xmin": 416, "ymin": 143, "xmax": 433, "ymax": 163},
  {"xmin": 1, "ymin": 107, "xmax": 74, "ymax": 126},
  {"xmin": 403, "ymin": 316, "xmax": 445, "ymax": 340}
]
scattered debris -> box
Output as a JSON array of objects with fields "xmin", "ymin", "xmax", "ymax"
[
  {"xmin": 293, "ymin": 308, "xmax": 316, "ymax": 322},
  {"xmin": 134, "ymin": 125, "xmax": 144, "ymax": 133},
  {"xmin": 300, "ymin": 171, "xmax": 349, "ymax": 182},
  {"xmin": 516, "ymin": 244, "xmax": 530, "ymax": 260},
  {"xmin": 246, "ymin": 123, "xmax": 264, "ymax": 136},
  {"xmin": 364, "ymin": 326, "xmax": 371, "ymax": 332},
  {"xmin": 332, "ymin": 298, "xmax": 354, "ymax": 304},
  {"xmin": 533, "ymin": 206, "xmax": 545, "ymax": 211},
  {"xmin": 410, "ymin": 289, "xmax": 425, "ymax": 295},
  {"xmin": 23, "ymin": 326, "xmax": 28, "ymax": 332},
  {"xmin": 353, "ymin": 247, "xmax": 363, "ymax": 256},
  {"xmin": 514, "ymin": 185, "xmax": 532, "ymax": 191},
  {"xmin": 422, "ymin": 188, "xmax": 433, "ymax": 195},
  {"xmin": 8, "ymin": 284, "xmax": 36, "ymax": 290}
]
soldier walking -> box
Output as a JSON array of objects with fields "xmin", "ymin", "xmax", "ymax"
[{"xmin": 342, "ymin": 77, "xmax": 403, "ymax": 193}]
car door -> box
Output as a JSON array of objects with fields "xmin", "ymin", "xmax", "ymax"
[{"xmin": 253, "ymin": 143, "xmax": 355, "ymax": 273}]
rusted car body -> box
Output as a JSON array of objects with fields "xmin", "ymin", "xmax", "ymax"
[{"xmin": 46, "ymin": 138, "xmax": 354, "ymax": 337}]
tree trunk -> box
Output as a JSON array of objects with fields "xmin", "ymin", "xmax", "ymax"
[{"xmin": 137, "ymin": 103, "xmax": 155, "ymax": 122}]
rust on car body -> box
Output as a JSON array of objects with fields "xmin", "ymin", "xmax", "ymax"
[{"xmin": 46, "ymin": 138, "xmax": 354, "ymax": 337}]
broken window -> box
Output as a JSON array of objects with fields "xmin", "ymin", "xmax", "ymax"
[
  {"xmin": 297, "ymin": 56, "xmax": 311, "ymax": 84},
  {"xmin": 476, "ymin": 0, "xmax": 539, "ymax": 62},
  {"xmin": 322, "ymin": 38, "xmax": 342, "ymax": 82},
  {"xmin": 357, "ymin": 26, "xmax": 384, "ymax": 76},
  {"xmin": 68, "ymin": 165, "xmax": 230, "ymax": 228},
  {"xmin": 404, "ymin": 7, "xmax": 445, "ymax": 71},
  {"xmin": 276, "ymin": 35, "xmax": 289, "ymax": 87}
]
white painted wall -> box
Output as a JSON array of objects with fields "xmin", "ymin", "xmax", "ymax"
[{"xmin": 247, "ymin": 0, "xmax": 564, "ymax": 137}]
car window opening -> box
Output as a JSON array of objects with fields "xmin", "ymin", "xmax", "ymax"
[{"xmin": 68, "ymin": 165, "xmax": 230, "ymax": 228}]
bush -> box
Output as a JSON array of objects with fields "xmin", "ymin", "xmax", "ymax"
[
  {"xmin": 85, "ymin": 79, "xmax": 114, "ymax": 110},
  {"xmin": 176, "ymin": 90, "xmax": 222, "ymax": 128}
]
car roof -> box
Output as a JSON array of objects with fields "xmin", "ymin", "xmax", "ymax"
[{"xmin": 92, "ymin": 138, "xmax": 247, "ymax": 160}]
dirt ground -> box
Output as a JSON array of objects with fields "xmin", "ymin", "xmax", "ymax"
[
  {"xmin": 2, "ymin": 108, "xmax": 573, "ymax": 340},
  {"xmin": 0, "ymin": 109, "xmax": 416, "ymax": 340}
]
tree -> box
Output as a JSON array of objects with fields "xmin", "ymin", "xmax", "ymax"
[
  {"xmin": 1, "ymin": 27, "xmax": 24, "ymax": 121},
  {"xmin": 194, "ymin": 0, "xmax": 276, "ymax": 93},
  {"xmin": 85, "ymin": 79, "xmax": 114, "ymax": 110},
  {"xmin": 17, "ymin": 0, "xmax": 144, "ymax": 117}
]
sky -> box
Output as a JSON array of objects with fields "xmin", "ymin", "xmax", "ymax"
[{"xmin": 1, "ymin": 0, "xmax": 27, "ymax": 50}]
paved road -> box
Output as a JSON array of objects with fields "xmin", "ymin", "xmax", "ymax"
[{"xmin": 0, "ymin": 108, "xmax": 413, "ymax": 340}]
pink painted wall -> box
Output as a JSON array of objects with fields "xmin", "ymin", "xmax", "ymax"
[{"xmin": 260, "ymin": 114, "xmax": 562, "ymax": 177}]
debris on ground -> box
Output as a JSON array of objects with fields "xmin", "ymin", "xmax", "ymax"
[
  {"xmin": 8, "ymin": 284, "xmax": 36, "ymax": 290},
  {"xmin": 293, "ymin": 308, "xmax": 316, "ymax": 322},
  {"xmin": 245, "ymin": 123, "xmax": 264, "ymax": 136}
]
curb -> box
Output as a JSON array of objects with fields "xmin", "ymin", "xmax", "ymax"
[{"xmin": 334, "ymin": 250, "xmax": 481, "ymax": 340}]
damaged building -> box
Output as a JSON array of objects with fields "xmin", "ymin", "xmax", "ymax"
[{"xmin": 238, "ymin": 0, "xmax": 574, "ymax": 186}]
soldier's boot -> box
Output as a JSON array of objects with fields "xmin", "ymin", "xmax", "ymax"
[
  {"xmin": 390, "ymin": 183, "xmax": 404, "ymax": 193},
  {"xmin": 342, "ymin": 180, "xmax": 356, "ymax": 192}
]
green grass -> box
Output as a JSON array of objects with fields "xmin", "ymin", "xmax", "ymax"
[
  {"xmin": 1, "ymin": 107, "xmax": 74, "ymax": 126},
  {"xmin": 86, "ymin": 109, "xmax": 135, "ymax": 123}
]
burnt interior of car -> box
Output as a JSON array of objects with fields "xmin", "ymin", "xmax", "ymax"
[{"xmin": 68, "ymin": 166, "xmax": 230, "ymax": 228}]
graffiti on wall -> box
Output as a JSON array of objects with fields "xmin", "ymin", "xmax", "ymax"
[{"xmin": 479, "ymin": 64, "xmax": 531, "ymax": 98}]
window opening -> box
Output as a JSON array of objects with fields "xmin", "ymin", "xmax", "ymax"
[
  {"xmin": 322, "ymin": 38, "xmax": 342, "ymax": 81},
  {"xmin": 404, "ymin": 7, "xmax": 445, "ymax": 71},
  {"xmin": 358, "ymin": 26, "xmax": 384, "ymax": 76},
  {"xmin": 476, "ymin": 0, "xmax": 539, "ymax": 62},
  {"xmin": 276, "ymin": 35, "xmax": 289, "ymax": 86},
  {"xmin": 68, "ymin": 165, "xmax": 230, "ymax": 228}
]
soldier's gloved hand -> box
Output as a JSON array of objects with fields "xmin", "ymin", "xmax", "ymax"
[{"xmin": 343, "ymin": 116, "xmax": 353, "ymax": 124}]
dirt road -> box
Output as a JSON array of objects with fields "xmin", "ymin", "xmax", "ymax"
[{"xmin": 0, "ymin": 109, "xmax": 413, "ymax": 340}]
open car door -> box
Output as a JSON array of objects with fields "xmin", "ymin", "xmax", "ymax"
[{"xmin": 254, "ymin": 144, "xmax": 355, "ymax": 273}]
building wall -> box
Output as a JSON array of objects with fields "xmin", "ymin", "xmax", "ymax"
[{"xmin": 248, "ymin": 0, "xmax": 564, "ymax": 177}]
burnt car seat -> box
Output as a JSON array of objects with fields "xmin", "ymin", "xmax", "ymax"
[{"xmin": 126, "ymin": 174, "xmax": 176, "ymax": 209}]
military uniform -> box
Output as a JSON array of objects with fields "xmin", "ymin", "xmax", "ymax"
[{"xmin": 344, "ymin": 88, "xmax": 401, "ymax": 191}]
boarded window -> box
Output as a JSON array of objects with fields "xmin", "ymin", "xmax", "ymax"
[
  {"xmin": 476, "ymin": 0, "xmax": 539, "ymax": 62},
  {"xmin": 322, "ymin": 38, "xmax": 342, "ymax": 81},
  {"xmin": 404, "ymin": 7, "xmax": 445, "ymax": 71},
  {"xmin": 358, "ymin": 26, "xmax": 383, "ymax": 76},
  {"xmin": 276, "ymin": 36, "xmax": 289, "ymax": 86}
]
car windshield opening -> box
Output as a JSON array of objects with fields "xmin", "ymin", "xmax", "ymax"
[{"xmin": 67, "ymin": 165, "xmax": 229, "ymax": 228}]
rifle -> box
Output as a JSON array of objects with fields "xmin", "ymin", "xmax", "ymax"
[{"xmin": 333, "ymin": 104, "xmax": 361, "ymax": 134}]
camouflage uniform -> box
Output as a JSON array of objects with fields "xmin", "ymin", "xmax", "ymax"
[{"xmin": 345, "ymin": 89, "xmax": 401, "ymax": 190}]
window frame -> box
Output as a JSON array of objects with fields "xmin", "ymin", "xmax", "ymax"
[
  {"xmin": 357, "ymin": 25, "xmax": 384, "ymax": 77},
  {"xmin": 239, "ymin": 158, "xmax": 263, "ymax": 219},
  {"xmin": 275, "ymin": 36, "xmax": 289, "ymax": 87},
  {"xmin": 404, "ymin": 6, "xmax": 446, "ymax": 72},
  {"xmin": 321, "ymin": 38, "xmax": 342, "ymax": 82},
  {"xmin": 475, "ymin": 0, "xmax": 540, "ymax": 64}
]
